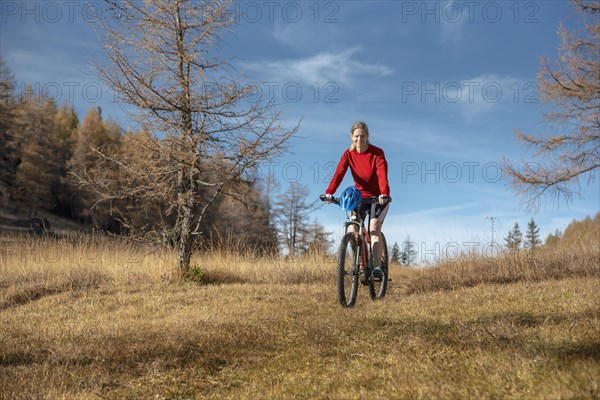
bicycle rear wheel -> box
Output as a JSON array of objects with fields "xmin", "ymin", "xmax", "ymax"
[
  {"xmin": 369, "ymin": 232, "xmax": 389, "ymax": 300},
  {"xmin": 337, "ymin": 232, "xmax": 359, "ymax": 307}
]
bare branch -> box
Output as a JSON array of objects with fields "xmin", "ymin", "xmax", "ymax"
[{"xmin": 502, "ymin": 0, "xmax": 599, "ymax": 210}]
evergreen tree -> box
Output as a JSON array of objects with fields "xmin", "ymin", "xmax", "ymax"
[
  {"xmin": 13, "ymin": 92, "xmax": 63, "ymax": 216},
  {"xmin": 50, "ymin": 104, "xmax": 79, "ymax": 217},
  {"xmin": 390, "ymin": 242, "xmax": 400, "ymax": 265},
  {"xmin": 525, "ymin": 218, "xmax": 542, "ymax": 249},
  {"xmin": 251, "ymin": 176, "xmax": 281, "ymax": 253},
  {"xmin": 505, "ymin": 222, "xmax": 523, "ymax": 251},
  {"xmin": 513, "ymin": 224, "xmax": 523, "ymax": 249},
  {"xmin": 0, "ymin": 57, "xmax": 19, "ymax": 206}
]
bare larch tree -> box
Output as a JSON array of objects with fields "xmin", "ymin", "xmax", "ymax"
[
  {"xmin": 73, "ymin": 0, "xmax": 298, "ymax": 273},
  {"xmin": 274, "ymin": 182, "xmax": 321, "ymax": 257},
  {"xmin": 502, "ymin": 0, "xmax": 599, "ymax": 210}
]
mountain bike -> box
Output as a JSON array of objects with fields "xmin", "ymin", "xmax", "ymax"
[{"xmin": 320, "ymin": 194, "xmax": 390, "ymax": 307}]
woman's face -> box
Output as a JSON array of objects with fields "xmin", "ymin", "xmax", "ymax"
[{"xmin": 352, "ymin": 128, "xmax": 368, "ymax": 153}]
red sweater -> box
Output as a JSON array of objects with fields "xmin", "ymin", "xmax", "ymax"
[{"xmin": 326, "ymin": 145, "xmax": 390, "ymax": 198}]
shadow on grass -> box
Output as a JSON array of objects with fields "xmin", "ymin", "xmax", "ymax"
[
  {"xmin": 0, "ymin": 285, "xmax": 68, "ymax": 311},
  {"xmin": 549, "ymin": 342, "xmax": 600, "ymax": 361},
  {"xmin": 366, "ymin": 309, "xmax": 600, "ymax": 362},
  {"xmin": 1, "ymin": 272, "xmax": 108, "ymax": 311},
  {"xmin": 1, "ymin": 321, "xmax": 275, "ymax": 374}
]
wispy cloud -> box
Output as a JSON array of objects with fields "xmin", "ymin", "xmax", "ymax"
[
  {"xmin": 402, "ymin": 202, "xmax": 480, "ymax": 219},
  {"xmin": 440, "ymin": 0, "xmax": 468, "ymax": 42},
  {"xmin": 440, "ymin": 74, "xmax": 537, "ymax": 121},
  {"xmin": 382, "ymin": 124, "xmax": 458, "ymax": 149},
  {"xmin": 375, "ymin": 119, "xmax": 493, "ymax": 159},
  {"xmin": 244, "ymin": 47, "xmax": 393, "ymax": 86}
]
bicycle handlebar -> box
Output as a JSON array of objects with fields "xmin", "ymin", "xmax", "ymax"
[{"xmin": 319, "ymin": 194, "xmax": 391, "ymax": 205}]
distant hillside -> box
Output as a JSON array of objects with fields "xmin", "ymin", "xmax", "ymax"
[
  {"xmin": 546, "ymin": 212, "xmax": 600, "ymax": 246},
  {"xmin": 0, "ymin": 206, "xmax": 88, "ymax": 236}
]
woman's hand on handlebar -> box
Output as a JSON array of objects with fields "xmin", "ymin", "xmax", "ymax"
[
  {"xmin": 320, "ymin": 194, "xmax": 335, "ymax": 204},
  {"xmin": 378, "ymin": 195, "xmax": 391, "ymax": 205}
]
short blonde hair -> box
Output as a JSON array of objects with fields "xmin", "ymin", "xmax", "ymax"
[{"xmin": 349, "ymin": 121, "xmax": 370, "ymax": 151}]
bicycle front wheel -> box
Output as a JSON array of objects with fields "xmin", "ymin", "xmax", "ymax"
[
  {"xmin": 370, "ymin": 232, "xmax": 389, "ymax": 300},
  {"xmin": 337, "ymin": 232, "xmax": 359, "ymax": 307}
]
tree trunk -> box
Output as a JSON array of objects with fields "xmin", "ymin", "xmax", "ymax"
[
  {"xmin": 177, "ymin": 220, "xmax": 193, "ymax": 274},
  {"xmin": 175, "ymin": 2, "xmax": 197, "ymax": 275},
  {"xmin": 176, "ymin": 167, "xmax": 197, "ymax": 274}
]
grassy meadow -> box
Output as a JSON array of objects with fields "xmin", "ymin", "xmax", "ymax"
[{"xmin": 1, "ymin": 234, "xmax": 599, "ymax": 399}]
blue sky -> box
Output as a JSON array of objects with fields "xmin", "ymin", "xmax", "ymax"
[{"xmin": 2, "ymin": 1, "xmax": 598, "ymax": 263}]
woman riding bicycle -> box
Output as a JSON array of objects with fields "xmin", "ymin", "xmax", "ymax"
[{"xmin": 324, "ymin": 121, "xmax": 391, "ymax": 285}]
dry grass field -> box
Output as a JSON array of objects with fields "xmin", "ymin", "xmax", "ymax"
[{"xmin": 1, "ymin": 234, "xmax": 599, "ymax": 399}]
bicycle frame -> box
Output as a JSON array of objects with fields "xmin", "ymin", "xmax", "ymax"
[{"xmin": 343, "ymin": 201, "xmax": 379, "ymax": 274}]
